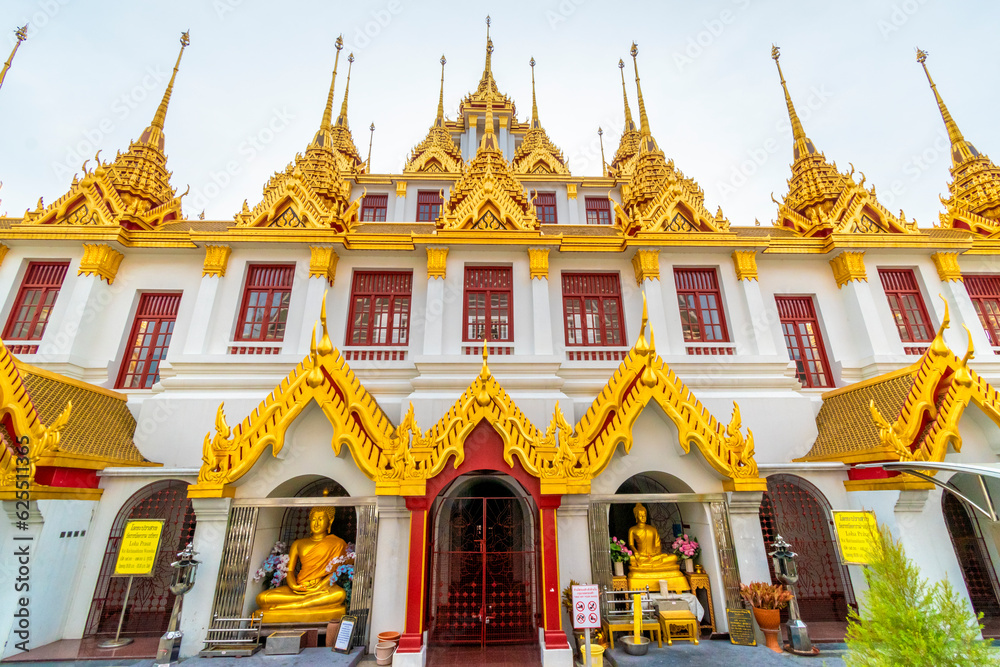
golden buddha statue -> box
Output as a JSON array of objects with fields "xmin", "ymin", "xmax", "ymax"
[
  {"xmin": 254, "ymin": 506, "xmax": 348, "ymax": 623},
  {"xmin": 627, "ymin": 503, "xmax": 690, "ymax": 593}
]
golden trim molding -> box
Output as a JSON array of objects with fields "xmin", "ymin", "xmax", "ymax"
[
  {"xmin": 78, "ymin": 244, "xmax": 124, "ymax": 284},
  {"xmin": 931, "ymin": 252, "xmax": 963, "ymax": 282},
  {"xmin": 202, "ymin": 245, "xmax": 232, "ymax": 277},
  {"xmin": 566, "ymin": 183, "xmax": 578, "ymax": 200},
  {"xmin": 528, "ymin": 248, "xmax": 549, "ymax": 280},
  {"xmin": 830, "ymin": 251, "xmax": 867, "ymax": 288},
  {"xmin": 309, "ymin": 246, "xmax": 339, "ymax": 285},
  {"xmin": 0, "ymin": 244, "xmax": 8, "ymax": 268},
  {"xmin": 427, "ymin": 247, "xmax": 448, "ymax": 280},
  {"xmin": 631, "ymin": 249, "xmax": 660, "ymax": 286},
  {"xmin": 731, "ymin": 250, "xmax": 758, "ymax": 281},
  {"xmin": 395, "ymin": 180, "xmax": 407, "ymax": 198}
]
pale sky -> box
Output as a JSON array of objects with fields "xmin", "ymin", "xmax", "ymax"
[{"xmin": 0, "ymin": 0, "xmax": 995, "ymax": 227}]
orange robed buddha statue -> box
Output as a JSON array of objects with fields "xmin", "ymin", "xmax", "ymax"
[
  {"xmin": 627, "ymin": 503, "xmax": 690, "ymax": 593},
  {"xmin": 254, "ymin": 506, "xmax": 348, "ymax": 623}
]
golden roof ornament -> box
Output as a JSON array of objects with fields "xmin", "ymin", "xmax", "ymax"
[
  {"xmin": 610, "ymin": 57, "xmax": 641, "ymax": 176},
  {"xmin": 915, "ymin": 49, "xmax": 1000, "ymax": 235},
  {"xmin": 511, "ymin": 57, "xmax": 570, "ymax": 175},
  {"xmin": 630, "ymin": 42, "xmax": 658, "ymax": 155},
  {"xmin": 0, "ymin": 24, "xmax": 28, "ymax": 94},
  {"xmin": 770, "ymin": 45, "xmax": 915, "ymax": 237},
  {"xmin": 311, "ymin": 34, "xmax": 344, "ymax": 149},
  {"xmin": 404, "ymin": 54, "xmax": 463, "ymax": 174},
  {"xmin": 462, "ymin": 16, "xmax": 515, "ymax": 119},
  {"xmin": 328, "ymin": 52, "xmax": 366, "ymax": 173}
]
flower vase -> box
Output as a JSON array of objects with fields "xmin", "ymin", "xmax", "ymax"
[
  {"xmin": 752, "ymin": 607, "xmax": 783, "ymax": 653},
  {"xmin": 684, "ymin": 558, "xmax": 694, "ymax": 574},
  {"xmin": 614, "ymin": 561, "xmax": 624, "ymax": 577}
]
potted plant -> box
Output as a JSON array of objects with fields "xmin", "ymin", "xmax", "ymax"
[
  {"xmin": 739, "ymin": 581, "xmax": 793, "ymax": 653},
  {"xmin": 670, "ymin": 534, "xmax": 700, "ymax": 573},
  {"xmin": 610, "ymin": 537, "xmax": 633, "ymax": 576}
]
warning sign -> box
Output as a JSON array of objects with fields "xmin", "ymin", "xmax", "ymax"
[
  {"xmin": 571, "ymin": 584, "xmax": 600, "ymax": 630},
  {"xmin": 832, "ymin": 510, "xmax": 879, "ymax": 565},
  {"xmin": 113, "ymin": 519, "xmax": 165, "ymax": 576}
]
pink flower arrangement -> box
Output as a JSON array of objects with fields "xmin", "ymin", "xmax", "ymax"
[
  {"xmin": 671, "ymin": 534, "xmax": 700, "ymax": 560},
  {"xmin": 610, "ymin": 536, "xmax": 634, "ymax": 563}
]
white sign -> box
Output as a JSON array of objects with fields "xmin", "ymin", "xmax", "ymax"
[{"xmin": 571, "ymin": 584, "xmax": 601, "ymax": 630}]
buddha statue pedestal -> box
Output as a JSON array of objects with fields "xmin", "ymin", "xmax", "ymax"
[
  {"xmin": 625, "ymin": 503, "xmax": 691, "ymax": 593},
  {"xmin": 254, "ymin": 507, "xmax": 349, "ymax": 625}
]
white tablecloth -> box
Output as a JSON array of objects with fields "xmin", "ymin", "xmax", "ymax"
[{"xmin": 655, "ymin": 592, "xmax": 704, "ymax": 622}]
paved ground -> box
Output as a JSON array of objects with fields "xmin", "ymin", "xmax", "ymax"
[
  {"xmin": 603, "ymin": 640, "xmax": 846, "ymax": 666},
  {"xmin": 1, "ymin": 647, "xmax": 365, "ymax": 667}
]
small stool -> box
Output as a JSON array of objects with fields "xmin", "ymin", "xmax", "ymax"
[{"xmin": 658, "ymin": 610, "xmax": 699, "ymax": 646}]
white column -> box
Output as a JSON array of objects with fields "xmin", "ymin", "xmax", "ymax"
[
  {"xmin": 179, "ymin": 497, "xmax": 232, "ymax": 658},
  {"xmin": 394, "ymin": 182, "xmax": 407, "ymax": 221},
  {"xmin": 499, "ymin": 116, "xmax": 510, "ymax": 161},
  {"xmin": 738, "ymin": 279, "xmax": 779, "ymax": 356},
  {"xmin": 464, "ymin": 115, "xmax": 478, "ymax": 161},
  {"xmin": 369, "ymin": 497, "xmax": 410, "ymax": 652},
  {"xmin": 565, "ymin": 187, "xmax": 580, "ymax": 225},
  {"xmin": 727, "ymin": 491, "xmax": 770, "ymax": 645},
  {"xmin": 0, "ymin": 501, "xmax": 44, "ymax": 657},
  {"xmin": 38, "ymin": 273, "xmax": 110, "ymax": 361},
  {"xmin": 840, "ymin": 281, "xmax": 893, "ymax": 359},
  {"xmin": 531, "ymin": 251, "xmax": 554, "ymax": 355},
  {"xmin": 423, "ymin": 279, "xmax": 445, "ymax": 356},
  {"xmin": 940, "ymin": 280, "xmax": 993, "ymax": 356},
  {"xmin": 556, "ymin": 496, "xmax": 590, "ymax": 646},
  {"xmin": 180, "ymin": 275, "xmax": 222, "ymax": 355},
  {"xmin": 297, "ymin": 276, "xmax": 331, "ymax": 355}
]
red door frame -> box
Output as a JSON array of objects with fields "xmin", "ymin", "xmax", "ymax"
[{"xmin": 397, "ymin": 421, "xmax": 569, "ymax": 655}]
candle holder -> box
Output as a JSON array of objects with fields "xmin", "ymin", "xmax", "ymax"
[{"xmin": 769, "ymin": 535, "xmax": 816, "ymax": 656}]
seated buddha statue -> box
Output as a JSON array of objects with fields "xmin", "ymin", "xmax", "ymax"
[
  {"xmin": 254, "ymin": 506, "xmax": 348, "ymax": 623},
  {"xmin": 627, "ymin": 503, "xmax": 690, "ymax": 593}
]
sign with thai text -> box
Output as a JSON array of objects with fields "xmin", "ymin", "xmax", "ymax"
[
  {"xmin": 333, "ymin": 615, "xmax": 357, "ymax": 653},
  {"xmin": 832, "ymin": 510, "xmax": 879, "ymax": 565},
  {"xmin": 726, "ymin": 608, "xmax": 756, "ymax": 646},
  {"xmin": 571, "ymin": 584, "xmax": 600, "ymax": 630},
  {"xmin": 113, "ymin": 519, "xmax": 164, "ymax": 576}
]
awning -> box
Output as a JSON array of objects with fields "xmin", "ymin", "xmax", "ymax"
[{"xmin": 854, "ymin": 461, "xmax": 1000, "ymax": 522}]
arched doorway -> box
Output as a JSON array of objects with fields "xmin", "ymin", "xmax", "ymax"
[
  {"xmin": 279, "ymin": 477, "xmax": 356, "ymax": 547},
  {"xmin": 758, "ymin": 475, "xmax": 853, "ymax": 622},
  {"xmin": 428, "ymin": 473, "xmax": 538, "ymax": 646},
  {"xmin": 943, "ymin": 492, "xmax": 1000, "ymax": 635},
  {"xmin": 610, "ymin": 474, "xmax": 684, "ymax": 547},
  {"xmin": 84, "ymin": 480, "xmax": 196, "ymax": 638}
]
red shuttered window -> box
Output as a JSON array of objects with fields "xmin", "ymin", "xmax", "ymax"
[
  {"xmin": 532, "ymin": 191, "xmax": 557, "ymax": 224},
  {"xmin": 235, "ymin": 265, "xmax": 294, "ymax": 343},
  {"xmin": 965, "ymin": 274, "xmax": 1000, "ymax": 346},
  {"xmin": 3, "ymin": 261, "xmax": 69, "ymax": 340},
  {"xmin": 116, "ymin": 293, "xmax": 182, "ymax": 389},
  {"xmin": 361, "ymin": 194, "xmax": 388, "ymax": 222},
  {"xmin": 562, "ymin": 273, "xmax": 625, "ymax": 346},
  {"xmin": 463, "ymin": 267, "xmax": 513, "ymax": 342},
  {"xmin": 674, "ymin": 268, "xmax": 729, "ymax": 343},
  {"xmin": 347, "ymin": 271, "xmax": 413, "ymax": 346},
  {"xmin": 776, "ymin": 296, "xmax": 833, "ymax": 388},
  {"xmin": 585, "ymin": 197, "xmax": 611, "ymax": 225},
  {"xmin": 878, "ymin": 268, "xmax": 933, "ymax": 343},
  {"xmin": 416, "ymin": 191, "xmax": 443, "ymax": 222}
]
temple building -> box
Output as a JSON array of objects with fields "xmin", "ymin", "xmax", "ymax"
[{"xmin": 3, "ymin": 21, "xmax": 1000, "ymax": 666}]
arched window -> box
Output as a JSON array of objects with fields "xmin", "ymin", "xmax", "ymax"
[{"xmin": 943, "ymin": 492, "xmax": 1000, "ymax": 629}]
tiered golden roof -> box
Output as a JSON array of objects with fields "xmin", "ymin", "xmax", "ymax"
[
  {"xmin": 917, "ymin": 50, "xmax": 1000, "ymax": 236},
  {"xmin": 613, "ymin": 44, "xmax": 730, "ymax": 236},
  {"xmin": 609, "ymin": 59, "xmax": 640, "ymax": 177},
  {"xmin": 234, "ymin": 37, "xmax": 363, "ymax": 231},
  {"xmin": 404, "ymin": 55, "xmax": 464, "ymax": 175},
  {"xmin": 458, "ymin": 17, "xmax": 517, "ymax": 122},
  {"xmin": 23, "ymin": 32, "xmax": 191, "ymax": 231},
  {"xmin": 771, "ymin": 46, "xmax": 916, "ymax": 237},
  {"xmin": 510, "ymin": 58, "xmax": 569, "ymax": 176}
]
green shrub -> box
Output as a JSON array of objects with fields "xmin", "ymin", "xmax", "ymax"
[{"xmin": 845, "ymin": 524, "xmax": 996, "ymax": 666}]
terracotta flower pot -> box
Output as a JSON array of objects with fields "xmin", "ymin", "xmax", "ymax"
[
  {"xmin": 324, "ymin": 621, "xmax": 341, "ymax": 648},
  {"xmin": 377, "ymin": 631, "xmax": 401, "ymax": 648},
  {"xmin": 752, "ymin": 607, "xmax": 783, "ymax": 653}
]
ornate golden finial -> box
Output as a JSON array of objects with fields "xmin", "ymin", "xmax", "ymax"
[
  {"xmin": 770, "ymin": 45, "xmax": 815, "ymax": 160},
  {"xmin": 630, "ymin": 43, "xmax": 659, "ymax": 155},
  {"xmin": 480, "ymin": 67, "xmax": 497, "ymax": 151},
  {"xmin": 598, "ymin": 127, "xmax": 606, "ymax": 176},
  {"xmin": 618, "ymin": 58, "xmax": 636, "ymax": 132},
  {"xmin": 485, "ymin": 16, "xmax": 494, "ymax": 72},
  {"xmin": 315, "ymin": 35, "xmax": 344, "ymax": 143},
  {"xmin": 148, "ymin": 31, "xmax": 190, "ymax": 136},
  {"xmin": 435, "ymin": 54, "xmax": 447, "ymax": 125},
  {"xmin": 915, "ymin": 48, "xmax": 978, "ymax": 166},
  {"xmin": 336, "ymin": 53, "xmax": 355, "ymax": 128},
  {"xmin": 0, "ymin": 25, "xmax": 28, "ymax": 94},
  {"xmin": 366, "ymin": 122, "xmax": 375, "ymax": 171},
  {"xmin": 319, "ymin": 290, "xmax": 333, "ymax": 357},
  {"xmin": 529, "ymin": 57, "xmax": 540, "ymax": 129},
  {"xmin": 479, "ymin": 332, "xmax": 492, "ymax": 383}
]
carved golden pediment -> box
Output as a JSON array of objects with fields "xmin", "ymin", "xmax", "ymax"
[{"xmin": 439, "ymin": 162, "xmax": 538, "ymax": 232}]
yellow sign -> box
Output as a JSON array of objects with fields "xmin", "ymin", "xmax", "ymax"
[
  {"xmin": 832, "ymin": 511, "xmax": 879, "ymax": 565},
  {"xmin": 113, "ymin": 519, "xmax": 164, "ymax": 576}
]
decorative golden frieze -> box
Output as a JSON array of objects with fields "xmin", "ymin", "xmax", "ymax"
[
  {"xmin": 931, "ymin": 252, "xmax": 963, "ymax": 282},
  {"xmin": 189, "ymin": 293, "xmax": 765, "ymax": 499},
  {"xmin": 395, "ymin": 181, "xmax": 407, "ymax": 198},
  {"xmin": 310, "ymin": 246, "xmax": 339, "ymax": 285},
  {"xmin": 427, "ymin": 247, "xmax": 448, "ymax": 280},
  {"xmin": 631, "ymin": 249, "xmax": 660, "ymax": 286},
  {"xmin": 566, "ymin": 183, "xmax": 577, "ymax": 200},
  {"xmin": 731, "ymin": 250, "xmax": 758, "ymax": 282},
  {"xmin": 202, "ymin": 245, "xmax": 232, "ymax": 277},
  {"xmin": 528, "ymin": 248, "xmax": 549, "ymax": 280},
  {"xmin": 829, "ymin": 251, "xmax": 866, "ymax": 288},
  {"xmin": 0, "ymin": 243, "xmax": 8, "ymax": 267},
  {"xmin": 78, "ymin": 244, "xmax": 124, "ymax": 284}
]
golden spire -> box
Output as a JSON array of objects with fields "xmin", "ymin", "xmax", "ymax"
[
  {"xmin": 630, "ymin": 42, "xmax": 658, "ymax": 153},
  {"xmin": 770, "ymin": 45, "xmax": 815, "ymax": 160},
  {"xmin": 479, "ymin": 72, "xmax": 497, "ymax": 151},
  {"xmin": 312, "ymin": 35, "xmax": 344, "ymax": 147},
  {"xmin": 141, "ymin": 30, "xmax": 190, "ymax": 149},
  {"xmin": 335, "ymin": 52, "xmax": 354, "ymax": 128},
  {"xmin": 530, "ymin": 57, "xmax": 540, "ymax": 129},
  {"xmin": 0, "ymin": 25, "xmax": 28, "ymax": 94},
  {"xmin": 435, "ymin": 54, "xmax": 446, "ymax": 127},
  {"xmin": 619, "ymin": 58, "xmax": 636, "ymax": 133},
  {"xmin": 484, "ymin": 15, "xmax": 493, "ymax": 80},
  {"xmin": 916, "ymin": 48, "xmax": 980, "ymax": 166}
]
